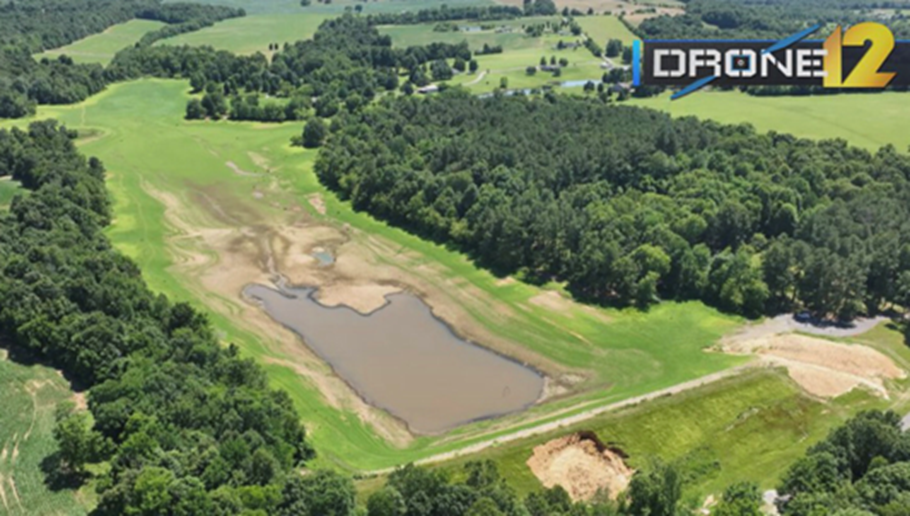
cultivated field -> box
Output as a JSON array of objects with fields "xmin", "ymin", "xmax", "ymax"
[
  {"xmin": 164, "ymin": 0, "xmax": 495, "ymax": 15},
  {"xmin": 0, "ymin": 349, "xmax": 90, "ymax": 516},
  {"xmin": 576, "ymin": 14, "xmax": 637, "ymax": 45},
  {"xmin": 629, "ymin": 91, "xmax": 910, "ymax": 152},
  {"xmin": 35, "ymin": 19, "xmax": 166, "ymax": 65},
  {"xmin": 155, "ymin": 14, "xmax": 330, "ymax": 55}
]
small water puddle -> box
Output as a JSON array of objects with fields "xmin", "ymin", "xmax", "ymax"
[
  {"xmin": 244, "ymin": 283, "xmax": 544, "ymax": 434},
  {"xmin": 311, "ymin": 250, "xmax": 335, "ymax": 266}
]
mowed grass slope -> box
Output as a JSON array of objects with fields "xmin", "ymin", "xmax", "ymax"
[
  {"xmin": 36, "ymin": 20, "xmax": 166, "ymax": 65},
  {"xmin": 0, "ymin": 352, "xmax": 90, "ymax": 516},
  {"xmin": 629, "ymin": 91, "xmax": 910, "ymax": 152},
  {"xmin": 1, "ymin": 80, "xmax": 747, "ymax": 471},
  {"xmin": 435, "ymin": 369, "xmax": 885, "ymax": 500}
]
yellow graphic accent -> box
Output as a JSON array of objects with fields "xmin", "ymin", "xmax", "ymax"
[{"xmin": 824, "ymin": 22, "xmax": 896, "ymax": 88}]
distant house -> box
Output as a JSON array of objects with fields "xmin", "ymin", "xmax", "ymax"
[
  {"xmin": 611, "ymin": 82, "xmax": 631, "ymax": 94},
  {"xmin": 417, "ymin": 84, "xmax": 440, "ymax": 94},
  {"xmin": 540, "ymin": 65, "xmax": 560, "ymax": 72}
]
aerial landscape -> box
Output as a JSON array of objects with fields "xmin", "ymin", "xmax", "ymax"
[{"xmin": 2, "ymin": 0, "xmax": 910, "ymax": 514}]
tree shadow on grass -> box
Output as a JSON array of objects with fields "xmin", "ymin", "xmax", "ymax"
[
  {"xmin": 40, "ymin": 452, "xmax": 89, "ymax": 491},
  {"xmin": 0, "ymin": 333, "xmax": 88, "ymax": 395}
]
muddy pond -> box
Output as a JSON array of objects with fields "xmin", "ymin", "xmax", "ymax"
[{"xmin": 244, "ymin": 283, "xmax": 544, "ymax": 434}]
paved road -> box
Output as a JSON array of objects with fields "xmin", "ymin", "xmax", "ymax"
[{"xmin": 727, "ymin": 314, "xmax": 889, "ymax": 344}]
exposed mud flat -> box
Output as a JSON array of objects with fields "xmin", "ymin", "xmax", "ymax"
[
  {"xmin": 527, "ymin": 432, "xmax": 633, "ymax": 501},
  {"xmin": 244, "ymin": 283, "xmax": 545, "ymax": 434}
]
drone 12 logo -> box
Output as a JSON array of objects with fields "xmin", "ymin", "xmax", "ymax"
[{"xmin": 632, "ymin": 23, "xmax": 910, "ymax": 99}]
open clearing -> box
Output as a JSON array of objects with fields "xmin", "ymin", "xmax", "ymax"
[
  {"xmin": 2, "ymin": 79, "xmax": 750, "ymax": 471},
  {"xmin": 36, "ymin": 20, "xmax": 166, "ymax": 65},
  {"xmin": 629, "ymin": 90, "xmax": 910, "ymax": 152},
  {"xmin": 155, "ymin": 14, "xmax": 330, "ymax": 55},
  {"xmin": 576, "ymin": 14, "xmax": 637, "ymax": 45},
  {"xmin": 0, "ymin": 347, "xmax": 91, "ymax": 515},
  {"xmin": 0, "ymin": 177, "xmax": 22, "ymax": 209}
]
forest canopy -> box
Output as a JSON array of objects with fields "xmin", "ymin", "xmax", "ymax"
[
  {"xmin": 316, "ymin": 91, "xmax": 910, "ymax": 319},
  {"xmin": 0, "ymin": 121, "xmax": 313, "ymax": 514}
]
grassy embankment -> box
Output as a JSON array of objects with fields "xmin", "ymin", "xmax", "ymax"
[{"xmin": 36, "ymin": 20, "xmax": 166, "ymax": 65}]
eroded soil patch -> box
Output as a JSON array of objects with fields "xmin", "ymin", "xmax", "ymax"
[
  {"xmin": 527, "ymin": 431, "xmax": 633, "ymax": 501},
  {"xmin": 721, "ymin": 333, "xmax": 904, "ymax": 398}
]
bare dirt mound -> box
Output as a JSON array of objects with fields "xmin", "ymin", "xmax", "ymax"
[
  {"xmin": 722, "ymin": 333, "xmax": 904, "ymax": 398},
  {"xmin": 527, "ymin": 432, "xmax": 633, "ymax": 501}
]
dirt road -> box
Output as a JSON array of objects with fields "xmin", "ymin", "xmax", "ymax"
[{"xmin": 366, "ymin": 365, "xmax": 754, "ymax": 475}]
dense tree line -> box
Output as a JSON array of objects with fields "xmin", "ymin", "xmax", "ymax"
[
  {"xmin": 315, "ymin": 91, "xmax": 910, "ymax": 319},
  {"xmin": 0, "ymin": 0, "xmax": 155, "ymax": 52},
  {"xmin": 637, "ymin": 0, "xmax": 910, "ymax": 40},
  {"xmin": 0, "ymin": 121, "xmax": 315, "ymax": 514},
  {"xmin": 0, "ymin": 49, "xmax": 106, "ymax": 118},
  {"xmin": 775, "ymin": 410, "xmax": 910, "ymax": 515},
  {"xmin": 111, "ymin": 15, "xmax": 474, "ymax": 119},
  {"xmin": 134, "ymin": 3, "xmax": 246, "ymax": 47},
  {"xmin": 0, "ymin": 0, "xmax": 244, "ymax": 119},
  {"xmin": 365, "ymin": 5, "xmax": 525, "ymax": 25}
]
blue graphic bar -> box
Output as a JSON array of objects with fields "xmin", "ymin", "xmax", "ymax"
[
  {"xmin": 632, "ymin": 40, "xmax": 641, "ymax": 87},
  {"xmin": 762, "ymin": 23, "xmax": 822, "ymax": 55},
  {"xmin": 670, "ymin": 75, "xmax": 717, "ymax": 100}
]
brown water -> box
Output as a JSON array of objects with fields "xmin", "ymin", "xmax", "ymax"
[{"xmin": 244, "ymin": 283, "xmax": 544, "ymax": 434}]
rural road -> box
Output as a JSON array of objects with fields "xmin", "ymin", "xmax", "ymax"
[
  {"xmin": 366, "ymin": 365, "xmax": 753, "ymax": 475},
  {"xmin": 465, "ymin": 70, "xmax": 488, "ymax": 86}
]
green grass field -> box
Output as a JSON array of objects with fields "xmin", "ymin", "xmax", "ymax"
[
  {"xmin": 0, "ymin": 351, "xmax": 90, "ymax": 515},
  {"xmin": 0, "ymin": 178, "xmax": 22, "ymax": 209},
  {"xmin": 155, "ymin": 14, "xmax": 330, "ymax": 55},
  {"xmin": 629, "ymin": 91, "xmax": 910, "ymax": 152},
  {"xmin": 576, "ymin": 14, "xmax": 637, "ymax": 46},
  {"xmin": 36, "ymin": 20, "xmax": 166, "ymax": 65}
]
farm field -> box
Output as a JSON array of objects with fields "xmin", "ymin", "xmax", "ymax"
[
  {"xmin": 35, "ymin": 19, "xmax": 165, "ymax": 65},
  {"xmin": 0, "ymin": 349, "xmax": 91, "ymax": 516},
  {"xmin": 164, "ymin": 0, "xmax": 494, "ymax": 15},
  {"xmin": 629, "ymin": 90, "xmax": 910, "ymax": 152},
  {"xmin": 1, "ymin": 79, "xmax": 752, "ymax": 472},
  {"xmin": 155, "ymin": 13, "xmax": 330, "ymax": 55},
  {"xmin": 576, "ymin": 14, "xmax": 637, "ymax": 45},
  {"xmin": 385, "ymin": 23, "xmax": 609, "ymax": 92}
]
